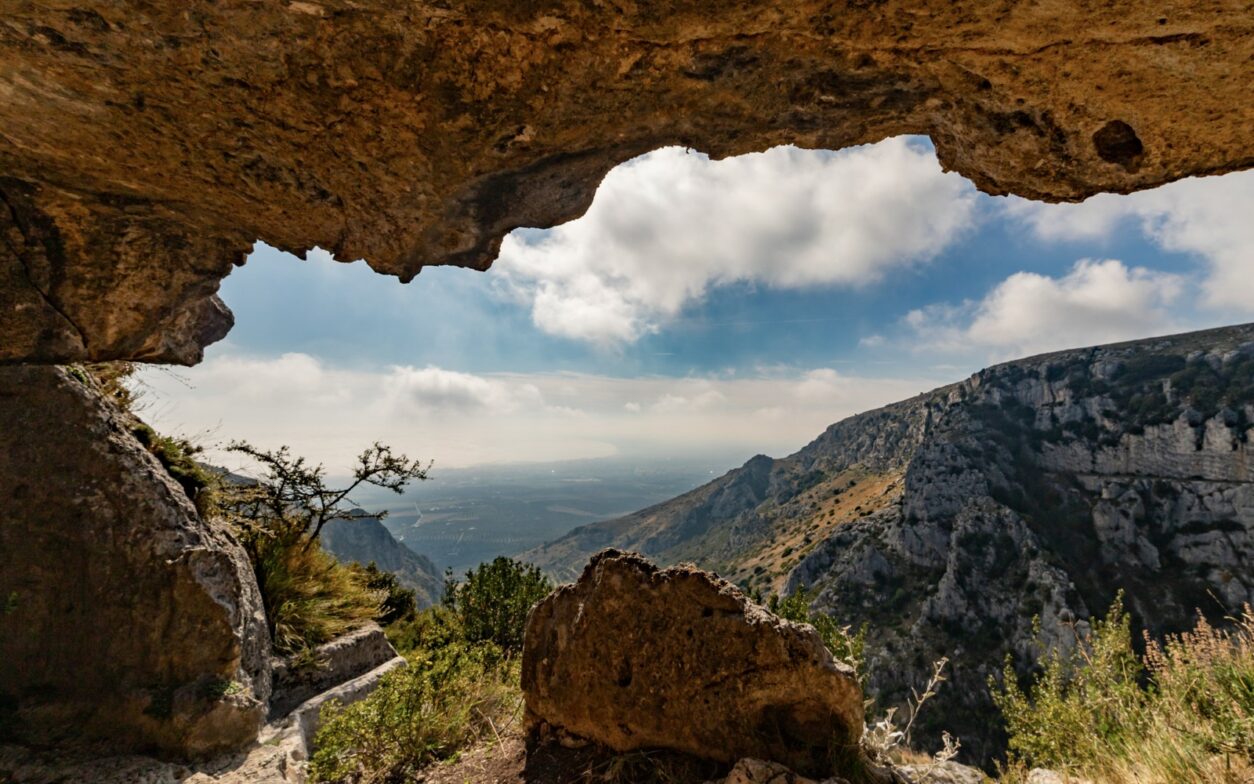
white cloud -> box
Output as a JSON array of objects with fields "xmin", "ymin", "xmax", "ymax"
[
  {"xmin": 385, "ymin": 366, "xmax": 542, "ymax": 413},
  {"xmin": 494, "ymin": 138, "xmax": 978, "ymax": 345},
  {"xmin": 907, "ymin": 259, "xmax": 1186, "ymax": 359},
  {"xmin": 135, "ymin": 352, "xmax": 941, "ymax": 471},
  {"xmin": 1004, "ymin": 170, "xmax": 1254, "ymax": 315}
]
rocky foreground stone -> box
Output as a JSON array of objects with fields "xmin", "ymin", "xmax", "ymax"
[
  {"xmin": 521, "ymin": 549, "xmax": 865, "ymax": 778},
  {"xmin": 0, "ymin": 366, "xmax": 270, "ymax": 757}
]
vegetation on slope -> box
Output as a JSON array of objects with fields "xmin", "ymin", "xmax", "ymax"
[
  {"xmin": 217, "ymin": 439, "xmax": 431, "ymax": 656},
  {"xmin": 993, "ymin": 595, "xmax": 1254, "ymax": 783},
  {"xmin": 767, "ymin": 588, "xmax": 867, "ymax": 684},
  {"xmin": 75, "ymin": 363, "xmax": 431, "ymax": 658},
  {"xmin": 310, "ymin": 557, "xmax": 551, "ymax": 783}
]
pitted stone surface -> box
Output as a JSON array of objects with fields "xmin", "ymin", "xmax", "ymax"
[
  {"xmin": 0, "ymin": 366, "xmax": 270, "ymax": 757},
  {"xmin": 521, "ymin": 549, "xmax": 863, "ymax": 778},
  {"xmin": 1, "ymin": 1, "xmax": 1252, "ymax": 363}
]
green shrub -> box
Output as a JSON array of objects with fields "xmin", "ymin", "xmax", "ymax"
[
  {"xmin": 386, "ymin": 605, "xmax": 464, "ymax": 656},
  {"xmin": 443, "ymin": 557, "xmax": 553, "ymax": 653},
  {"xmin": 349, "ymin": 563, "xmax": 417, "ymax": 626},
  {"xmin": 993, "ymin": 594, "xmax": 1145, "ymax": 771},
  {"xmin": 768, "ymin": 588, "xmax": 866, "ymax": 682},
  {"xmin": 993, "ymin": 595, "xmax": 1254, "ymax": 783},
  {"xmin": 310, "ymin": 640, "xmax": 519, "ymax": 783}
]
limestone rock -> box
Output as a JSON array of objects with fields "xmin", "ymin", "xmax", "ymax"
[
  {"xmin": 897, "ymin": 761, "xmax": 987, "ymax": 783},
  {"xmin": 716, "ymin": 758, "xmax": 841, "ymax": 784},
  {"xmin": 2, "ymin": 3, "xmax": 1253, "ymax": 363},
  {"xmin": 0, "ymin": 366, "xmax": 270, "ymax": 757},
  {"xmin": 0, "ymin": 739, "xmax": 307, "ymax": 784},
  {"xmin": 521, "ymin": 549, "xmax": 863, "ymax": 778},
  {"xmin": 268, "ymin": 622, "xmax": 397, "ymax": 720}
]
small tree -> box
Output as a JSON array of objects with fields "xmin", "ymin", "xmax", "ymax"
[
  {"xmin": 223, "ymin": 440, "xmax": 430, "ymax": 546},
  {"xmin": 219, "ymin": 441, "xmax": 430, "ymax": 655},
  {"xmin": 443, "ymin": 557, "xmax": 553, "ymax": 653}
]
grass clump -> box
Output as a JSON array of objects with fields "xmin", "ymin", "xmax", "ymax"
[
  {"xmin": 129, "ymin": 422, "xmax": 220, "ymax": 516},
  {"xmin": 247, "ymin": 534, "xmax": 382, "ymax": 656},
  {"xmin": 993, "ymin": 594, "xmax": 1254, "ymax": 783},
  {"xmin": 311, "ymin": 639, "xmax": 519, "ymax": 784},
  {"xmin": 311, "ymin": 557, "xmax": 551, "ymax": 783}
]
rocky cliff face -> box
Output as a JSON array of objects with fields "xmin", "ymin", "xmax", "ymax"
[
  {"xmin": 0, "ymin": 366, "xmax": 271, "ymax": 757},
  {"xmin": 320, "ymin": 513, "xmax": 443, "ymax": 609},
  {"xmin": 529, "ymin": 323, "xmax": 1254, "ymax": 761},
  {"xmin": 2, "ymin": 2, "xmax": 1252, "ymax": 364}
]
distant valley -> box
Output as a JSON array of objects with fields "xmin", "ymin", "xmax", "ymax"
[{"xmin": 354, "ymin": 457, "xmax": 728, "ymax": 574}]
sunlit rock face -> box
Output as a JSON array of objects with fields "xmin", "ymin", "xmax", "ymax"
[
  {"xmin": 788, "ymin": 323, "xmax": 1254, "ymax": 761},
  {"xmin": 522, "ymin": 549, "xmax": 864, "ymax": 778},
  {"xmin": 0, "ymin": 366, "xmax": 270, "ymax": 757},
  {"xmin": 2, "ymin": 1, "xmax": 1252, "ymax": 363}
]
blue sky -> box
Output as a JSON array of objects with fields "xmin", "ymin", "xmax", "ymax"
[{"xmin": 140, "ymin": 137, "xmax": 1253, "ymax": 471}]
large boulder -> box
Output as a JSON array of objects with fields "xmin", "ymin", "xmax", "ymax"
[
  {"xmin": 521, "ymin": 549, "xmax": 864, "ymax": 778},
  {"xmin": 0, "ymin": 366, "xmax": 270, "ymax": 757}
]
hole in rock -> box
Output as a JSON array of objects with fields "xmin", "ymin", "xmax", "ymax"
[{"xmin": 1093, "ymin": 120, "xmax": 1145, "ymax": 167}]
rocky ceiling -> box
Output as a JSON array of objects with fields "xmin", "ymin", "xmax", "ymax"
[{"xmin": 2, "ymin": 1, "xmax": 1251, "ymax": 364}]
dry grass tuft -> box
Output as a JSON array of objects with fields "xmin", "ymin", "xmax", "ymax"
[{"xmin": 994, "ymin": 596, "xmax": 1254, "ymax": 784}]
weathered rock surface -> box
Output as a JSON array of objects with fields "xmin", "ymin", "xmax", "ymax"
[
  {"xmin": 0, "ymin": 738, "xmax": 307, "ymax": 784},
  {"xmin": 896, "ymin": 761, "xmax": 987, "ymax": 784},
  {"xmin": 0, "ymin": 624, "xmax": 405, "ymax": 783},
  {"xmin": 268, "ymin": 622, "xmax": 398, "ymax": 720},
  {"xmin": 2, "ymin": 2, "xmax": 1253, "ymax": 363},
  {"xmin": 521, "ymin": 549, "xmax": 863, "ymax": 778},
  {"xmin": 0, "ymin": 366, "xmax": 270, "ymax": 757},
  {"xmin": 716, "ymin": 757, "xmax": 844, "ymax": 784},
  {"xmin": 527, "ymin": 322, "xmax": 1254, "ymax": 763}
]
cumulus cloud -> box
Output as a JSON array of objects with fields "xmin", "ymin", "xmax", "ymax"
[
  {"xmin": 1004, "ymin": 170, "xmax": 1254, "ymax": 315},
  {"xmin": 385, "ymin": 366, "xmax": 542, "ymax": 413},
  {"xmin": 136, "ymin": 352, "xmax": 940, "ymax": 471},
  {"xmin": 494, "ymin": 138, "xmax": 978, "ymax": 345},
  {"xmin": 906, "ymin": 259, "xmax": 1186, "ymax": 359}
]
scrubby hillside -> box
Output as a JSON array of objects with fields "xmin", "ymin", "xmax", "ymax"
[
  {"xmin": 320, "ymin": 511, "xmax": 443, "ymax": 608},
  {"xmin": 525, "ymin": 322, "xmax": 1254, "ymax": 761}
]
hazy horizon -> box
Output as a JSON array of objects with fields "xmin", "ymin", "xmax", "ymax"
[{"xmin": 137, "ymin": 136, "xmax": 1254, "ymax": 476}]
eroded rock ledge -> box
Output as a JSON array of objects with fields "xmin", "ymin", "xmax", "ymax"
[{"xmin": 2, "ymin": 1, "xmax": 1252, "ymax": 363}]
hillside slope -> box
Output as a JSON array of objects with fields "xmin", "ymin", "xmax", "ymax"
[
  {"xmin": 524, "ymin": 323, "xmax": 1254, "ymax": 760},
  {"xmin": 320, "ymin": 512, "xmax": 443, "ymax": 608}
]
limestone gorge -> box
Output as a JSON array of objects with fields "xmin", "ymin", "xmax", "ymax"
[{"xmin": 529, "ymin": 323, "xmax": 1254, "ymax": 760}]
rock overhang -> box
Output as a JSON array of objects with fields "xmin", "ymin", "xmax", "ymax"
[{"xmin": 1, "ymin": 0, "xmax": 1251, "ymax": 364}]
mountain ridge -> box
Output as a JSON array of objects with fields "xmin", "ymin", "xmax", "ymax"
[{"xmin": 523, "ymin": 322, "xmax": 1254, "ymax": 761}]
